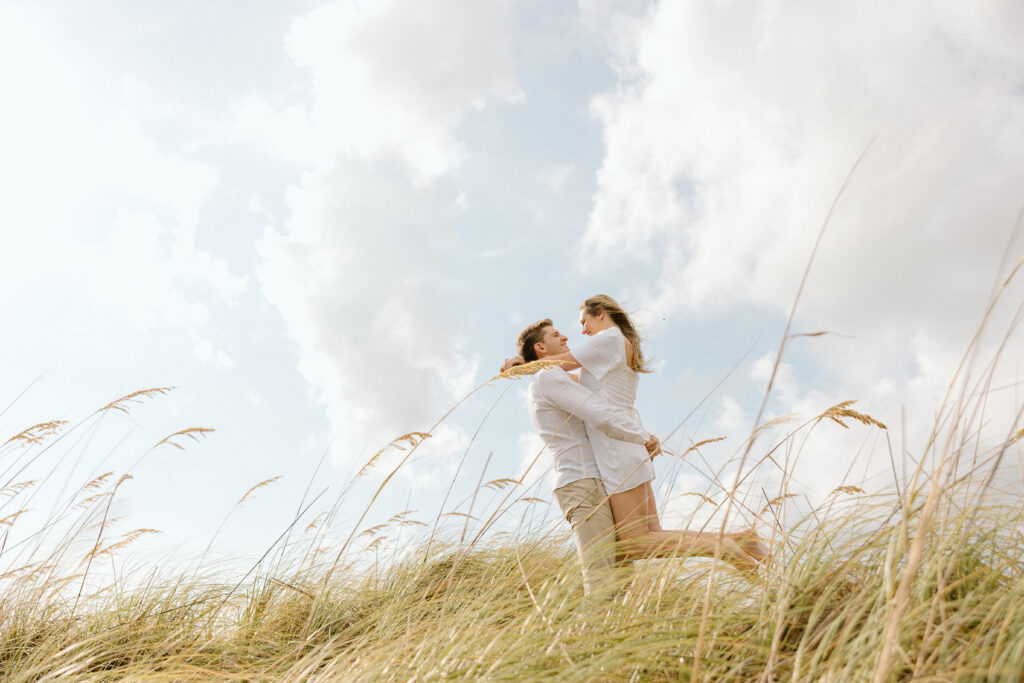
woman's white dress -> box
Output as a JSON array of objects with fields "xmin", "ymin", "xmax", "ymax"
[{"xmin": 573, "ymin": 327, "xmax": 655, "ymax": 494}]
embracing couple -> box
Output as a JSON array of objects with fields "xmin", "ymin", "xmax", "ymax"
[{"xmin": 503, "ymin": 295, "xmax": 764, "ymax": 596}]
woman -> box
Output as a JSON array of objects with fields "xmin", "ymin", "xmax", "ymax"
[{"xmin": 542, "ymin": 295, "xmax": 763, "ymax": 568}]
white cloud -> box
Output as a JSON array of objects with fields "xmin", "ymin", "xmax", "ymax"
[
  {"xmin": 584, "ymin": 1, "xmax": 1024, "ymax": 318},
  {"xmin": 191, "ymin": 333, "xmax": 236, "ymax": 371},
  {"xmin": 538, "ymin": 163, "xmax": 575, "ymax": 193},
  {"xmin": 82, "ymin": 207, "xmax": 247, "ymax": 367},
  {"xmin": 583, "ymin": 0, "xmax": 1024, "ymax": 488},
  {"xmin": 401, "ymin": 424, "xmax": 469, "ymax": 489},
  {"xmin": 234, "ymin": 0, "xmax": 522, "ymax": 179},
  {"xmin": 713, "ymin": 395, "xmax": 746, "ymax": 433},
  {"xmin": 0, "ymin": 8, "xmax": 247, "ymax": 366},
  {"xmin": 751, "ymin": 354, "xmax": 802, "ymax": 410},
  {"xmin": 253, "ymin": 0, "xmax": 521, "ymax": 466},
  {"xmin": 85, "ymin": 209, "xmax": 246, "ymax": 334},
  {"xmin": 0, "ymin": 11, "xmax": 221, "ymax": 248},
  {"xmin": 232, "ymin": 96, "xmax": 318, "ymax": 167},
  {"xmin": 258, "ymin": 158, "xmax": 481, "ymax": 459}
]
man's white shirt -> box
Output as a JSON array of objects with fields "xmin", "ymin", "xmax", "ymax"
[{"xmin": 527, "ymin": 368, "xmax": 650, "ymax": 490}]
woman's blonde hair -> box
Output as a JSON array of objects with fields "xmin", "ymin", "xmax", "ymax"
[{"xmin": 580, "ymin": 294, "xmax": 651, "ymax": 373}]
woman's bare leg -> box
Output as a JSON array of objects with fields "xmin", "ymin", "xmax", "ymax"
[
  {"xmin": 641, "ymin": 483, "xmax": 765, "ymax": 564},
  {"xmin": 729, "ymin": 527, "xmax": 768, "ymax": 563},
  {"xmin": 608, "ymin": 484, "xmax": 756, "ymax": 568},
  {"xmin": 643, "ymin": 481, "xmax": 663, "ymax": 532}
]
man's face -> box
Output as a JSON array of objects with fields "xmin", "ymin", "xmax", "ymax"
[{"xmin": 534, "ymin": 325, "xmax": 569, "ymax": 358}]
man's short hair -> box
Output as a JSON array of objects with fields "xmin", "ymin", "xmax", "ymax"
[{"xmin": 517, "ymin": 319, "xmax": 552, "ymax": 362}]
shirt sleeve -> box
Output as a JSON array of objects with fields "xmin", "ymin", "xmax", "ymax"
[
  {"xmin": 572, "ymin": 328, "xmax": 625, "ymax": 381},
  {"xmin": 538, "ymin": 370, "xmax": 649, "ymax": 444}
]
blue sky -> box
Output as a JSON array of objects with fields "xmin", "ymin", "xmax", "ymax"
[{"xmin": 3, "ymin": 0, "xmax": 1023, "ymax": 569}]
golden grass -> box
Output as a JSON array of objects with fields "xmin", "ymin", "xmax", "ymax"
[
  {"xmin": 235, "ymin": 476, "xmax": 283, "ymax": 506},
  {"xmin": 819, "ymin": 399, "xmax": 889, "ymax": 430},
  {"xmin": 498, "ymin": 359, "xmax": 570, "ymax": 379},
  {"xmin": 0, "ymin": 499, "xmax": 1021, "ymax": 680},
  {"xmin": 0, "ymin": 240, "xmax": 1022, "ymax": 680},
  {"xmin": 681, "ymin": 436, "xmax": 727, "ymax": 457},
  {"xmin": 2, "ymin": 420, "xmax": 67, "ymax": 448},
  {"xmin": 0, "ymin": 371, "xmax": 1019, "ymax": 682},
  {"xmin": 99, "ymin": 387, "xmax": 175, "ymax": 414},
  {"xmin": 154, "ymin": 427, "xmax": 216, "ymax": 451}
]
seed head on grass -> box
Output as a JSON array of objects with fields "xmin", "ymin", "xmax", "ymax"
[
  {"xmin": 79, "ymin": 472, "xmax": 114, "ymax": 493},
  {"xmin": 74, "ymin": 492, "xmax": 112, "ymax": 511},
  {"xmin": 829, "ymin": 485, "xmax": 867, "ymax": 497},
  {"xmin": 819, "ymin": 400, "xmax": 888, "ymax": 430},
  {"xmin": 483, "ymin": 478, "xmax": 519, "ymax": 490},
  {"xmin": 401, "ymin": 519, "xmax": 428, "ymax": 528},
  {"xmin": 153, "ymin": 427, "xmax": 215, "ymax": 451},
  {"xmin": 235, "ymin": 476, "xmax": 282, "ymax": 506},
  {"xmin": 498, "ymin": 359, "xmax": 568, "ymax": 379},
  {"xmin": 760, "ymin": 493, "xmax": 799, "ymax": 516},
  {"xmin": 0, "ymin": 509, "xmax": 29, "ymax": 526},
  {"xmin": 0, "ymin": 480, "xmax": 37, "ymax": 497},
  {"xmin": 86, "ymin": 516, "xmax": 123, "ymax": 531},
  {"xmin": 364, "ymin": 537, "xmax": 387, "ymax": 553},
  {"xmin": 394, "ymin": 431, "xmax": 431, "ymax": 449},
  {"xmin": 21, "ymin": 562, "xmax": 56, "ymax": 581},
  {"xmin": 82, "ymin": 529, "xmax": 162, "ymax": 562},
  {"xmin": 751, "ymin": 414, "xmax": 795, "ymax": 440},
  {"xmin": 100, "ymin": 387, "xmax": 175, "ymax": 414},
  {"xmin": 359, "ymin": 523, "xmax": 388, "ymax": 539},
  {"xmin": 386, "ymin": 510, "xmax": 415, "ymax": 523},
  {"xmin": 680, "ymin": 436, "xmax": 727, "ymax": 457},
  {"xmin": 444, "ymin": 512, "xmax": 478, "ymax": 520},
  {"xmin": 357, "ymin": 432, "xmax": 432, "ymax": 479},
  {"xmin": 3, "ymin": 420, "xmax": 68, "ymax": 448},
  {"xmin": 680, "ymin": 492, "xmax": 717, "ymax": 506},
  {"xmin": 385, "ymin": 510, "xmax": 428, "ymax": 528},
  {"xmin": 305, "ymin": 511, "xmax": 328, "ymax": 532}
]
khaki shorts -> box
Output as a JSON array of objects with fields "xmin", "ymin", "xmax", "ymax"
[{"xmin": 553, "ymin": 477, "xmax": 617, "ymax": 595}]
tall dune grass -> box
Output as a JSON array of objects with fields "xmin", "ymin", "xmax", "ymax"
[
  {"xmin": 1, "ymin": 237, "xmax": 1023, "ymax": 678},
  {"xmin": 0, "ymin": 353, "xmax": 1022, "ymax": 681}
]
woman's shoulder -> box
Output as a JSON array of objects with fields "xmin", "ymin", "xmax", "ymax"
[
  {"xmin": 584, "ymin": 327, "xmax": 625, "ymax": 357},
  {"xmin": 597, "ymin": 326, "xmax": 632, "ymax": 360},
  {"xmin": 573, "ymin": 328, "xmax": 626, "ymax": 380},
  {"xmin": 592, "ymin": 326, "xmax": 625, "ymax": 349}
]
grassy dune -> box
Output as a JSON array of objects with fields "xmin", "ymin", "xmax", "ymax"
[
  {"xmin": 1, "ymin": 492, "xmax": 1023, "ymax": 680},
  {"xmin": 1, "ymin": 376, "xmax": 1023, "ymax": 681},
  {"xmin": 3, "ymin": 260, "xmax": 1024, "ymax": 679}
]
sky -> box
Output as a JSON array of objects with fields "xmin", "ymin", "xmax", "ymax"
[{"xmin": 2, "ymin": 0, "xmax": 1023, "ymax": 570}]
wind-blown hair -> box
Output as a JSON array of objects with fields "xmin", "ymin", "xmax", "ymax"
[
  {"xmin": 517, "ymin": 319, "xmax": 553, "ymax": 362},
  {"xmin": 580, "ymin": 295, "xmax": 651, "ymax": 373}
]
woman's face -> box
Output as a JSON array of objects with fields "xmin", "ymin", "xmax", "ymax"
[{"xmin": 579, "ymin": 309, "xmax": 609, "ymax": 336}]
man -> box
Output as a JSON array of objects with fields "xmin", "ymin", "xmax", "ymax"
[{"xmin": 504, "ymin": 319, "xmax": 658, "ymax": 596}]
